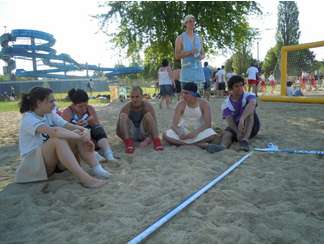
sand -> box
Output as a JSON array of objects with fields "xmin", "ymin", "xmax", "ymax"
[{"xmin": 0, "ymin": 97, "xmax": 323, "ymax": 243}]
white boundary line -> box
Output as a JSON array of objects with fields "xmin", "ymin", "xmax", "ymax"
[{"xmin": 128, "ymin": 151, "xmax": 253, "ymax": 244}]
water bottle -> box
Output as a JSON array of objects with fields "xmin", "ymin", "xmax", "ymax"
[{"xmin": 193, "ymin": 48, "xmax": 200, "ymax": 58}]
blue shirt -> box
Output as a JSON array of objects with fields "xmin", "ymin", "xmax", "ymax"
[
  {"xmin": 203, "ymin": 66, "xmax": 212, "ymax": 81},
  {"xmin": 180, "ymin": 32, "xmax": 205, "ymax": 83}
]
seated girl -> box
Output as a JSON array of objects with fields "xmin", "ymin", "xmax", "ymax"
[
  {"xmin": 17, "ymin": 87, "xmax": 110, "ymax": 188},
  {"xmin": 62, "ymin": 89, "xmax": 117, "ymax": 162}
]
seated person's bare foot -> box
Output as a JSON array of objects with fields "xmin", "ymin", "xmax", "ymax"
[
  {"xmin": 107, "ymin": 159, "xmax": 120, "ymax": 168},
  {"xmin": 81, "ymin": 176, "xmax": 107, "ymax": 188},
  {"xmin": 139, "ymin": 137, "xmax": 152, "ymax": 148}
]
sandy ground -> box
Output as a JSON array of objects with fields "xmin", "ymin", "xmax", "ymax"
[{"xmin": 0, "ymin": 97, "xmax": 323, "ymax": 243}]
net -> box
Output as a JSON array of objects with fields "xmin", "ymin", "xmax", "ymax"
[{"xmin": 269, "ymin": 42, "xmax": 324, "ymax": 98}]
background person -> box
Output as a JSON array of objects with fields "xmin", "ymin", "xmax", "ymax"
[
  {"xmin": 17, "ymin": 87, "xmax": 109, "ymax": 188},
  {"xmin": 158, "ymin": 59, "xmax": 175, "ymax": 109},
  {"xmin": 62, "ymin": 89, "xmax": 117, "ymax": 163},
  {"xmin": 247, "ymin": 63, "xmax": 259, "ymax": 96},
  {"xmin": 287, "ymin": 81, "xmax": 304, "ymax": 96},
  {"xmin": 268, "ymin": 73, "xmax": 276, "ymax": 95},
  {"xmin": 203, "ymin": 61, "xmax": 212, "ymax": 101},
  {"xmin": 216, "ymin": 66, "xmax": 226, "ymax": 96}
]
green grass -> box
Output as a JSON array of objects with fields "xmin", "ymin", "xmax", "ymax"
[
  {"xmin": 0, "ymin": 101, "xmax": 20, "ymax": 112},
  {"xmin": 0, "ymin": 87, "xmax": 157, "ymax": 113},
  {"xmin": 0, "ymin": 92, "xmax": 111, "ymax": 113}
]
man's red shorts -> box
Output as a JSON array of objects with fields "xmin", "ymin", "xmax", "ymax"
[{"xmin": 248, "ymin": 79, "xmax": 258, "ymax": 85}]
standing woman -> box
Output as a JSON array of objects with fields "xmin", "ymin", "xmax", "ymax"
[
  {"xmin": 158, "ymin": 59, "xmax": 175, "ymax": 109},
  {"xmin": 17, "ymin": 87, "xmax": 110, "ymax": 188},
  {"xmin": 175, "ymin": 14, "xmax": 205, "ymax": 90},
  {"xmin": 62, "ymin": 89, "xmax": 117, "ymax": 162}
]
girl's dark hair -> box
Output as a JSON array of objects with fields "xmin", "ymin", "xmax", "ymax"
[
  {"xmin": 19, "ymin": 87, "xmax": 53, "ymax": 113},
  {"xmin": 227, "ymin": 75, "xmax": 245, "ymax": 90},
  {"xmin": 68, "ymin": 88, "xmax": 89, "ymax": 104},
  {"xmin": 162, "ymin": 59, "xmax": 169, "ymax": 67}
]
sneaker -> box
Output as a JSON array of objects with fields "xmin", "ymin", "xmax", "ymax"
[
  {"xmin": 92, "ymin": 164, "xmax": 111, "ymax": 179},
  {"xmin": 239, "ymin": 140, "xmax": 250, "ymax": 152},
  {"xmin": 206, "ymin": 144, "xmax": 225, "ymax": 153}
]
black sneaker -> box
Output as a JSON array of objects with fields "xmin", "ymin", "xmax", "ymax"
[
  {"xmin": 206, "ymin": 144, "xmax": 225, "ymax": 153},
  {"xmin": 239, "ymin": 140, "xmax": 250, "ymax": 152}
]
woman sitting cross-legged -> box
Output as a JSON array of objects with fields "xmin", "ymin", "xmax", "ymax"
[
  {"xmin": 163, "ymin": 82, "xmax": 224, "ymax": 153},
  {"xmin": 62, "ymin": 88, "xmax": 117, "ymax": 163},
  {"xmin": 16, "ymin": 87, "xmax": 110, "ymax": 188}
]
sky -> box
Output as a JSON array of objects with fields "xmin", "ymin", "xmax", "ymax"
[{"xmin": 0, "ymin": 0, "xmax": 324, "ymax": 75}]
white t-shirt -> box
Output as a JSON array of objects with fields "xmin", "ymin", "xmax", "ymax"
[
  {"xmin": 268, "ymin": 74, "xmax": 274, "ymax": 81},
  {"xmin": 247, "ymin": 66, "xmax": 259, "ymax": 80},
  {"xmin": 19, "ymin": 111, "xmax": 68, "ymax": 157},
  {"xmin": 286, "ymin": 87, "xmax": 294, "ymax": 96},
  {"xmin": 216, "ymin": 69, "xmax": 225, "ymax": 83},
  {"xmin": 158, "ymin": 67, "xmax": 173, "ymax": 86},
  {"xmin": 226, "ymin": 72, "xmax": 234, "ymax": 81}
]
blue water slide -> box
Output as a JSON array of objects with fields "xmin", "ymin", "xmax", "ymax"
[{"xmin": 0, "ymin": 29, "xmax": 143, "ymax": 79}]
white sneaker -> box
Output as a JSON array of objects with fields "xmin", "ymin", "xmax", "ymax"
[{"xmin": 92, "ymin": 164, "xmax": 111, "ymax": 179}]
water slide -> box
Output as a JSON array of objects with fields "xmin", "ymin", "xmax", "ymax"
[{"xmin": 0, "ymin": 29, "xmax": 143, "ymax": 79}]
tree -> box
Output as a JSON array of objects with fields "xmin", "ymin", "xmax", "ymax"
[
  {"xmin": 224, "ymin": 57, "xmax": 233, "ymax": 72},
  {"xmin": 262, "ymin": 45, "xmax": 279, "ymax": 77},
  {"xmin": 276, "ymin": 1, "xmax": 300, "ymax": 46},
  {"xmin": 229, "ymin": 38, "xmax": 255, "ymax": 76},
  {"xmin": 231, "ymin": 50, "xmax": 254, "ymax": 76},
  {"xmin": 96, "ymin": 1, "xmax": 261, "ymax": 79},
  {"xmin": 275, "ymin": 1, "xmax": 314, "ymax": 76}
]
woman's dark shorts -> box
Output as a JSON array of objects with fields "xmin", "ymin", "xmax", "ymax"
[
  {"xmin": 218, "ymin": 82, "xmax": 226, "ymax": 91},
  {"xmin": 175, "ymin": 80, "xmax": 182, "ymax": 93},
  {"xmin": 160, "ymin": 84, "xmax": 174, "ymax": 96}
]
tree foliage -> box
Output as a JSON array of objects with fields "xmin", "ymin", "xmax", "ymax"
[
  {"xmin": 269, "ymin": 1, "xmax": 315, "ymax": 77},
  {"xmin": 224, "ymin": 38, "xmax": 255, "ymax": 76},
  {"xmin": 231, "ymin": 48, "xmax": 254, "ymax": 76},
  {"xmin": 276, "ymin": 1, "xmax": 300, "ymax": 46},
  {"xmin": 224, "ymin": 57, "xmax": 233, "ymax": 72},
  {"xmin": 96, "ymin": 1, "xmax": 260, "ymax": 79},
  {"xmin": 262, "ymin": 45, "xmax": 279, "ymax": 77}
]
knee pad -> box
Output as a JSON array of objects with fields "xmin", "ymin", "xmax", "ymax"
[{"xmin": 90, "ymin": 124, "xmax": 107, "ymax": 142}]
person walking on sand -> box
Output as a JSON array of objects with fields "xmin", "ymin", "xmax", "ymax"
[
  {"xmin": 268, "ymin": 73, "xmax": 276, "ymax": 95},
  {"xmin": 247, "ymin": 63, "xmax": 259, "ymax": 96},
  {"xmin": 221, "ymin": 75, "xmax": 260, "ymax": 151},
  {"xmin": 175, "ymin": 14, "xmax": 205, "ymax": 91},
  {"xmin": 163, "ymin": 82, "xmax": 224, "ymax": 153},
  {"xmin": 17, "ymin": 87, "xmax": 110, "ymax": 188},
  {"xmin": 62, "ymin": 88, "xmax": 117, "ymax": 163},
  {"xmin": 158, "ymin": 59, "xmax": 175, "ymax": 109},
  {"xmin": 203, "ymin": 61, "xmax": 212, "ymax": 101},
  {"xmin": 216, "ymin": 66, "xmax": 226, "ymax": 97},
  {"xmin": 116, "ymin": 86, "xmax": 163, "ymax": 154}
]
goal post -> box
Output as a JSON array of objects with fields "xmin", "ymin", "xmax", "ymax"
[
  {"xmin": 280, "ymin": 40, "xmax": 324, "ymax": 96},
  {"xmin": 261, "ymin": 40, "xmax": 324, "ymax": 104}
]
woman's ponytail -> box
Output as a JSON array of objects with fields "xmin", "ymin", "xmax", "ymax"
[{"xmin": 19, "ymin": 93, "xmax": 31, "ymax": 113}]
